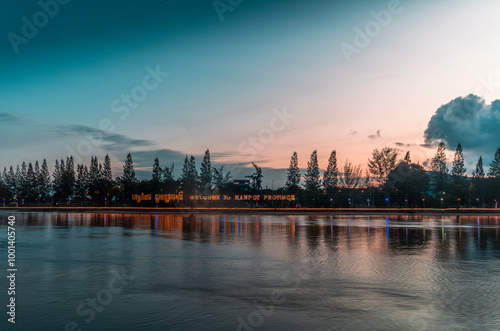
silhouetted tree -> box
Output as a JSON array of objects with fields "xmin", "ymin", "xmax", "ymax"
[
  {"xmin": 473, "ymin": 156, "xmax": 485, "ymax": 178},
  {"xmin": 472, "ymin": 156, "xmax": 485, "ymax": 207},
  {"xmin": 119, "ymin": 153, "xmax": 138, "ymax": 194},
  {"xmin": 387, "ymin": 162, "xmax": 430, "ymax": 207},
  {"xmin": 74, "ymin": 164, "xmax": 89, "ymax": 202},
  {"xmin": 5, "ymin": 166, "xmax": 16, "ymax": 197},
  {"xmin": 33, "ymin": 161, "xmax": 41, "ymax": 201},
  {"xmin": 18, "ymin": 162, "xmax": 29, "ymax": 200},
  {"xmin": 285, "ymin": 151, "xmax": 300, "ymax": 192},
  {"xmin": 151, "ymin": 157, "xmax": 162, "ymax": 193},
  {"xmin": 450, "ymin": 143, "xmax": 467, "ymax": 204},
  {"xmin": 367, "ymin": 147, "xmax": 398, "ymax": 185},
  {"xmin": 102, "ymin": 154, "xmax": 114, "ymax": 199},
  {"xmin": 38, "ymin": 159, "xmax": 51, "ymax": 201},
  {"xmin": 304, "ymin": 150, "xmax": 321, "ymax": 194},
  {"xmin": 200, "ymin": 149, "xmax": 212, "ymax": 191},
  {"xmin": 341, "ymin": 159, "xmax": 362, "ymax": 189},
  {"xmin": 403, "ymin": 151, "xmax": 411, "ymax": 164},
  {"xmin": 430, "ymin": 142, "xmax": 448, "ymax": 197},
  {"xmin": 180, "ymin": 155, "xmax": 198, "ymax": 193},
  {"xmin": 213, "ymin": 166, "xmax": 232, "ymax": 193},
  {"xmin": 0, "ymin": 168, "xmax": 10, "ymax": 201},
  {"xmin": 52, "ymin": 160, "xmax": 63, "ymax": 201},
  {"xmin": 487, "ymin": 147, "xmax": 500, "ymax": 204},
  {"xmin": 323, "ymin": 150, "xmax": 339, "ymax": 193},
  {"xmin": 161, "ymin": 163, "xmax": 175, "ymax": 186},
  {"xmin": 26, "ymin": 162, "xmax": 37, "ymax": 201},
  {"xmin": 246, "ymin": 162, "xmax": 262, "ymax": 191},
  {"xmin": 88, "ymin": 156, "xmax": 101, "ymax": 201},
  {"xmin": 488, "ymin": 147, "xmax": 500, "ymax": 178},
  {"xmin": 62, "ymin": 156, "xmax": 75, "ymax": 200}
]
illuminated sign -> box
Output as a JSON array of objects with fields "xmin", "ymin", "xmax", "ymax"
[
  {"xmin": 133, "ymin": 192, "xmax": 183, "ymax": 203},
  {"xmin": 132, "ymin": 192, "xmax": 295, "ymax": 203},
  {"xmin": 132, "ymin": 193, "xmax": 151, "ymax": 203},
  {"xmin": 154, "ymin": 192, "xmax": 184, "ymax": 203},
  {"xmin": 189, "ymin": 194, "xmax": 221, "ymax": 201}
]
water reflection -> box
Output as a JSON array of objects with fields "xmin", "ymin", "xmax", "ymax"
[
  {"xmin": 4, "ymin": 212, "xmax": 500, "ymax": 254},
  {"xmin": 1, "ymin": 212, "xmax": 500, "ymax": 330}
]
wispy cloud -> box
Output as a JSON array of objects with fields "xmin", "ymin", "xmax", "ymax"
[
  {"xmin": 52, "ymin": 124, "xmax": 153, "ymax": 151},
  {"xmin": 0, "ymin": 112, "xmax": 22, "ymax": 123},
  {"xmin": 368, "ymin": 129, "xmax": 381, "ymax": 140}
]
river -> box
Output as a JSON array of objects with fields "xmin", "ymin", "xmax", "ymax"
[{"xmin": 0, "ymin": 212, "xmax": 499, "ymax": 330}]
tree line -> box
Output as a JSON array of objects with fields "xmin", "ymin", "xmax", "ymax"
[{"xmin": 1, "ymin": 144, "xmax": 499, "ymax": 207}]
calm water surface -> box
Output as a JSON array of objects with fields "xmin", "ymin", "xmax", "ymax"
[{"xmin": 1, "ymin": 212, "xmax": 500, "ymax": 331}]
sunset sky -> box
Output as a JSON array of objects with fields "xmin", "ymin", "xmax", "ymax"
[{"xmin": 2, "ymin": 0, "xmax": 500, "ymax": 186}]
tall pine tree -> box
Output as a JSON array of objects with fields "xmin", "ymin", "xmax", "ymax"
[
  {"xmin": 430, "ymin": 142, "xmax": 448, "ymax": 196},
  {"xmin": 304, "ymin": 150, "xmax": 321, "ymax": 194},
  {"xmin": 450, "ymin": 143, "xmax": 467, "ymax": 203},
  {"xmin": 52, "ymin": 160, "xmax": 63, "ymax": 201},
  {"xmin": 26, "ymin": 162, "xmax": 36, "ymax": 201},
  {"xmin": 62, "ymin": 156, "xmax": 75, "ymax": 200},
  {"xmin": 162, "ymin": 163, "xmax": 175, "ymax": 184},
  {"xmin": 5, "ymin": 166, "xmax": 16, "ymax": 197},
  {"xmin": 33, "ymin": 161, "xmax": 40, "ymax": 200},
  {"xmin": 472, "ymin": 156, "xmax": 485, "ymax": 207},
  {"xmin": 285, "ymin": 151, "xmax": 300, "ymax": 191},
  {"xmin": 199, "ymin": 149, "xmax": 212, "ymax": 190},
  {"xmin": 212, "ymin": 166, "xmax": 232, "ymax": 193},
  {"xmin": 487, "ymin": 147, "xmax": 500, "ymax": 203},
  {"xmin": 151, "ymin": 157, "xmax": 162, "ymax": 193},
  {"xmin": 180, "ymin": 155, "xmax": 198, "ymax": 192},
  {"xmin": 120, "ymin": 153, "xmax": 137, "ymax": 193},
  {"xmin": 38, "ymin": 159, "xmax": 50, "ymax": 201},
  {"xmin": 488, "ymin": 147, "xmax": 500, "ymax": 178},
  {"xmin": 323, "ymin": 150, "xmax": 339, "ymax": 193},
  {"xmin": 102, "ymin": 154, "xmax": 114, "ymax": 198}
]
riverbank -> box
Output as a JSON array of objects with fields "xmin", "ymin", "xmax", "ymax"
[{"xmin": 1, "ymin": 207, "xmax": 500, "ymax": 216}]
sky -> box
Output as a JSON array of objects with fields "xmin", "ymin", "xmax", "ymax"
[{"xmin": 1, "ymin": 0, "xmax": 500, "ymax": 187}]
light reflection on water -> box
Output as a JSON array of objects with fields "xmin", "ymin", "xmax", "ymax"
[{"xmin": 0, "ymin": 212, "xmax": 500, "ymax": 331}]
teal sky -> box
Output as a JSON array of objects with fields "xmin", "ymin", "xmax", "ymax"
[{"xmin": 2, "ymin": 0, "xmax": 500, "ymax": 184}]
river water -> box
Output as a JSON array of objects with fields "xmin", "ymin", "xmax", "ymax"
[{"xmin": 1, "ymin": 212, "xmax": 500, "ymax": 330}]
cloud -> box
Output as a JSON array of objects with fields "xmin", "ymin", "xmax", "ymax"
[
  {"xmin": 123, "ymin": 149, "xmax": 187, "ymax": 167},
  {"xmin": 116, "ymin": 148, "xmax": 263, "ymax": 178},
  {"xmin": 0, "ymin": 113, "xmax": 22, "ymax": 123},
  {"xmin": 349, "ymin": 130, "xmax": 358, "ymax": 135},
  {"xmin": 368, "ymin": 129, "xmax": 381, "ymax": 140},
  {"xmin": 52, "ymin": 124, "xmax": 153, "ymax": 151},
  {"xmin": 424, "ymin": 94, "xmax": 500, "ymax": 156},
  {"xmin": 395, "ymin": 142, "xmax": 411, "ymax": 147}
]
